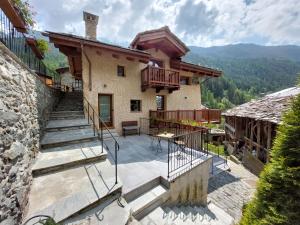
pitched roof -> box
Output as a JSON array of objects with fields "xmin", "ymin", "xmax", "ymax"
[
  {"xmin": 130, "ymin": 26, "xmax": 189, "ymax": 57},
  {"xmin": 223, "ymin": 87, "xmax": 300, "ymax": 124},
  {"xmin": 44, "ymin": 31, "xmax": 151, "ymax": 59}
]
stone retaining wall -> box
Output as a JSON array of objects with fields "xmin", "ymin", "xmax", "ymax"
[{"xmin": 0, "ymin": 43, "xmax": 60, "ymax": 225}]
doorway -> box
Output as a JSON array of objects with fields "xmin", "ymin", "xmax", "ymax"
[
  {"xmin": 98, "ymin": 94, "xmax": 113, "ymax": 127},
  {"xmin": 156, "ymin": 95, "xmax": 166, "ymax": 111}
]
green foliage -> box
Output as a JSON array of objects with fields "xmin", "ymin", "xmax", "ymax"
[
  {"xmin": 36, "ymin": 39, "xmax": 49, "ymax": 54},
  {"xmin": 12, "ymin": 0, "xmax": 35, "ymax": 27},
  {"xmin": 41, "ymin": 218, "xmax": 60, "ymax": 225},
  {"xmin": 43, "ymin": 44, "xmax": 68, "ymax": 70},
  {"xmin": 239, "ymin": 93, "xmax": 300, "ymax": 225},
  {"xmin": 208, "ymin": 144, "xmax": 227, "ymax": 156}
]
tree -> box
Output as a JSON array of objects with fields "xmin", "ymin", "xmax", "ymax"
[{"xmin": 240, "ymin": 92, "xmax": 300, "ymax": 225}]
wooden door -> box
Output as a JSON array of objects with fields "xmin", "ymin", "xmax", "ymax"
[{"xmin": 98, "ymin": 94, "xmax": 113, "ymax": 127}]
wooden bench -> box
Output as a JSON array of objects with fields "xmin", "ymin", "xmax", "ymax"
[{"xmin": 122, "ymin": 121, "xmax": 140, "ymax": 137}]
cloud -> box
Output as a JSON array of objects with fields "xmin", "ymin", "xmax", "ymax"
[
  {"xmin": 175, "ymin": 0, "xmax": 218, "ymax": 35},
  {"xmin": 28, "ymin": 0, "xmax": 300, "ymax": 47}
]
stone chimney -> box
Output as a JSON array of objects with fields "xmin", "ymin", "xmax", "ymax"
[{"xmin": 83, "ymin": 11, "xmax": 99, "ymax": 40}]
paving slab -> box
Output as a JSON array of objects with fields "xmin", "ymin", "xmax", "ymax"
[
  {"xmin": 32, "ymin": 141, "xmax": 107, "ymax": 176},
  {"xmin": 25, "ymin": 160, "xmax": 122, "ymax": 223},
  {"xmin": 104, "ymin": 135, "xmax": 210, "ymax": 195}
]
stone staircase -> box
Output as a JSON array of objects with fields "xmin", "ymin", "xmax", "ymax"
[
  {"xmin": 138, "ymin": 202, "xmax": 234, "ymax": 225},
  {"xmin": 124, "ymin": 177, "xmax": 169, "ymax": 221},
  {"xmin": 23, "ymin": 92, "xmax": 127, "ymax": 225}
]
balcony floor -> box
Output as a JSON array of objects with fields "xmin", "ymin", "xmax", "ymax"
[{"xmin": 104, "ymin": 135, "xmax": 226, "ymax": 195}]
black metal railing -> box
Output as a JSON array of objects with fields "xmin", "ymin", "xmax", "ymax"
[
  {"xmin": 0, "ymin": 8, "xmax": 60, "ymax": 84},
  {"xmin": 140, "ymin": 118, "xmax": 210, "ymax": 178},
  {"xmin": 83, "ymin": 96, "xmax": 119, "ymax": 184},
  {"xmin": 167, "ymin": 130, "xmax": 208, "ymax": 178}
]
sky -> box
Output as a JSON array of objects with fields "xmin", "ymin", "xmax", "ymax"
[{"xmin": 28, "ymin": 0, "xmax": 300, "ymax": 47}]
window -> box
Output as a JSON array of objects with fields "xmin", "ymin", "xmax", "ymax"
[
  {"xmin": 117, "ymin": 65, "xmax": 125, "ymax": 77},
  {"xmin": 156, "ymin": 95, "xmax": 165, "ymax": 110},
  {"xmin": 130, "ymin": 100, "xmax": 141, "ymax": 112},
  {"xmin": 180, "ymin": 76, "xmax": 190, "ymax": 85}
]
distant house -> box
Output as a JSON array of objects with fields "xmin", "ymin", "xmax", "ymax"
[
  {"xmin": 44, "ymin": 11, "xmax": 222, "ymax": 134},
  {"xmin": 223, "ymin": 87, "xmax": 300, "ymax": 175}
]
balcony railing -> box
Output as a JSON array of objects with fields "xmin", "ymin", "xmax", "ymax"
[
  {"xmin": 141, "ymin": 65, "xmax": 180, "ymax": 92},
  {"xmin": 0, "ymin": 8, "xmax": 60, "ymax": 85},
  {"xmin": 150, "ymin": 109, "xmax": 222, "ymax": 124}
]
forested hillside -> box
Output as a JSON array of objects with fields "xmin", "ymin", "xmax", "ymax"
[{"xmin": 184, "ymin": 44, "xmax": 300, "ymax": 110}]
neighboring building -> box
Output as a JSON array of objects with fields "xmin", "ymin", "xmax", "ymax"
[
  {"xmin": 223, "ymin": 87, "xmax": 300, "ymax": 175},
  {"xmin": 45, "ymin": 11, "xmax": 222, "ymax": 134},
  {"xmin": 56, "ymin": 67, "xmax": 82, "ymax": 91}
]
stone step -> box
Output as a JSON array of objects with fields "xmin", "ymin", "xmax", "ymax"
[
  {"xmin": 51, "ymin": 111, "xmax": 84, "ymax": 116},
  {"xmin": 41, "ymin": 128, "xmax": 99, "ymax": 149},
  {"xmin": 45, "ymin": 119, "xmax": 90, "ymax": 132},
  {"xmin": 128, "ymin": 184, "xmax": 168, "ymax": 220},
  {"xmin": 124, "ymin": 177, "xmax": 160, "ymax": 203},
  {"xmin": 24, "ymin": 160, "xmax": 122, "ymax": 224},
  {"xmin": 32, "ymin": 142, "xmax": 107, "ymax": 177},
  {"xmin": 140, "ymin": 202, "xmax": 234, "ymax": 225},
  {"xmin": 62, "ymin": 196, "xmax": 131, "ymax": 225},
  {"xmin": 49, "ymin": 114, "xmax": 85, "ymax": 120}
]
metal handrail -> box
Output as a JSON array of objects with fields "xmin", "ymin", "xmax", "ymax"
[{"xmin": 83, "ymin": 96, "xmax": 119, "ymax": 184}]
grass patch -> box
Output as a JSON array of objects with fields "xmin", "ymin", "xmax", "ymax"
[{"xmin": 208, "ymin": 143, "xmax": 228, "ymax": 156}]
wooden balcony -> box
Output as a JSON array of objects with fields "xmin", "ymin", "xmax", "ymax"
[
  {"xmin": 141, "ymin": 66, "xmax": 180, "ymax": 93},
  {"xmin": 149, "ymin": 109, "xmax": 222, "ymax": 124}
]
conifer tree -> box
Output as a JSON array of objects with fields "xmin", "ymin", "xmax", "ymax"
[{"xmin": 240, "ymin": 92, "xmax": 300, "ymax": 225}]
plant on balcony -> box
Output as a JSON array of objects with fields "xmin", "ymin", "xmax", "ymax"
[
  {"xmin": 36, "ymin": 39, "xmax": 49, "ymax": 55},
  {"xmin": 12, "ymin": 0, "xmax": 35, "ymax": 27}
]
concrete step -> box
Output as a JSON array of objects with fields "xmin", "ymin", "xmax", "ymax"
[
  {"xmin": 51, "ymin": 111, "xmax": 84, "ymax": 116},
  {"xmin": 62, "ymin": 196, "xmax": 131, "ymax": 225},
  {"xmin": 41, "ymin": 128, "xmax": 99, "ymax": 149},
  {"xmin": 128, "ymin": 184, "xmax": 168, "ymax": 220},
  {"xmin": 32, "ymin": 142, "xmax": 107, "ymax": 177},
  {"xmin": 124, "ymin": 177, "xmax": 160, "ymax": 203},
  {"xmin": 49, "ymin": 114, "xmax": 85, "ymax": 120},
  {"xmin": 45, "ymin": 119, "xmax": 90, "ymax": 132},
  {"xmin": 24, "ymin": 160, "xmax": 122, "ymax": 224},
  {"xmin": 139, "ymin": 202, "xmax": 234, "ymax": 225}
]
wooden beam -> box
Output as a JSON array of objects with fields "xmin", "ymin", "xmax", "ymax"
[
  {"xmin": 112, "ymin": 53, "xmax": 119, "ymax": 59},
  {"xmin": 257, "ymin": 121, "xmax": 261, "ymax": 159},
  {"xmin": 250, "ymin": 120, "xmax": 254, "ymax": 152},
  {"xmin": 126, "ymin": 56, "xmax": 135, "ymax": 61},
  {"xmin": 267, "ymin": 122, "xmax": 272, "ymax": 162}
]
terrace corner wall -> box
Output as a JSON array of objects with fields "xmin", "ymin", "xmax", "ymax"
[
  {"xmin": 0, "ymin": 43, "xmax": 60, "ymax": 224},
  {"xmin": 167, "ymin": 157, "xmax": 212, "ymax": 205}
]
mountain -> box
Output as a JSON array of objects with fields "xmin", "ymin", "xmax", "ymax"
[
  {"xmin": 188, "ymin": 44, "xmax": 300, "ymax": 62},
  {"xmin": 184, "ymin": 44, "xmax": 300, "ymax": 110}
]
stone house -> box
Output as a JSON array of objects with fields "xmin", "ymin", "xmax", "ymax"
[{"xmin": 45, "ymin": 11, "xmax": 222, "ymax": 134}]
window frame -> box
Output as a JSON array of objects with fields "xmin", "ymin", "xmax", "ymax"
[
  {"xmin": 180, "ymin": 76, "xmax": 191, "ymax": 85},
  {"xmin": 130, "ymin": 99, "xmax": 142, "ymax": 112},
  {"xmin": 117, "ymin": 65, "xmax": 125, "ymax": 77}
]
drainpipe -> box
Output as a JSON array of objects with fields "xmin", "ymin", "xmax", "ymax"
[{"xmin": 81, "ymin": 42, "xmax": 92, "ymax": 91}]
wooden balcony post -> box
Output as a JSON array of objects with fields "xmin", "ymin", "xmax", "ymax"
[{"xmin": 194, "ymin": 109, "xmax": 196, "ymax": 121}]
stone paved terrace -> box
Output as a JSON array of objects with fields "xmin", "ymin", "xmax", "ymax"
[{"xmin": 104, "ymin": 134, "xmax": 227, "ymax": 195}]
